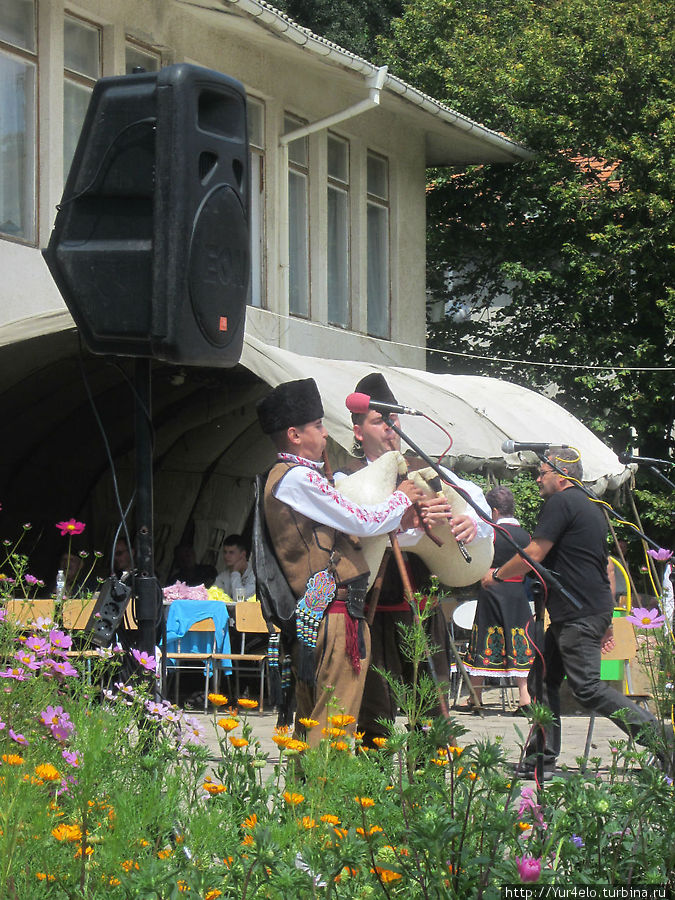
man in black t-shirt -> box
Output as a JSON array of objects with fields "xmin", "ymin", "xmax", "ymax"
[{"xmin": 481, "ymin": 448, "xmax": 659, "ymax": 775}]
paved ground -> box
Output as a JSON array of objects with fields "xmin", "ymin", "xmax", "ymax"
[{"xmin": 188, "ymin": 684, "xmax": 630, "ymax": 777}]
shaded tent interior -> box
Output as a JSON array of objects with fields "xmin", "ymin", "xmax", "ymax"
[{"xmin": 0, "ymin": 327, "xmax": 631, "ymax": 588}]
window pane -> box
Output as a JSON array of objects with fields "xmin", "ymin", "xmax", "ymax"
[
  {"xmin": 248, "ymin": 98, "xmax": 264, "ymax": 150},
  {"xmin": 249, "ymin": 151, "xmax": 264, "ymax": 307},
  {"xmin": 367, "ymin": 202, "xmax": 389, "ymax": 337},
  {"xmin": 63, "ymin": 81, "xmax": 93, "ymax": 180},
  {"xmin": 327, "ymin": 186, "xmax": 349, "ymax": 327},
  {"xmin": 0, "ymin": 0, "xmax": 35, "ymax": 52},
  {"xmin": 0, "ymin": 52, "xmax": 35, "ymax": 241},
  {"xmin": 367, "ymin": 153, "xmax": 388, "ymax": 200},
  {"xmin": 327, "ymin": 134, "xmax": 348, "ymax": 184},
  {"xmin": 284, "ymin": 115, "xmax": 307, "ymax": 166},
  {"xmin": 125, "ymin": 45, "xmax": 160, "ymax": 75},
  {"xmin": 64, "ymin": 17, "xmax": 100, "ymax": 79},
  {"xmin": 288, "ymin": 170, "xmax": 309, "ymax": 316}
]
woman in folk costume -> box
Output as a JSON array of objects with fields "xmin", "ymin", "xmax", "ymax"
[
  {"xmin": 461, "ymin": 486, "xmax": 536, "ymax": 713},
  {"xmin": 257, "ymin": 378, "xmax": 448, "ymax": 746}
]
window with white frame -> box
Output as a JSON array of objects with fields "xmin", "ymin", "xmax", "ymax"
[
  {"xmin": 284, "ymin": 114, "xmax": 309, "ymax": 318},
  {"xmin": 366, "ymin": 151, "xmax": 390, "ymax": 338},
  {"xmin": 125, "ymin": 41, "xmax": 160, "ymax": 75},
  {"xmin": 0, "ymin": 0, "xmax": 37, "ymax": 243},
  {"xmin": 327, "ymin": 133, "xmax": 350, "ymax": 327},
  {"xmin": 248, "ymin": 97, "xmax": 265, "ymax": 308},
  {"xmin": 63, "ymin": 15, "xmax": 101, "ymax": 182}
]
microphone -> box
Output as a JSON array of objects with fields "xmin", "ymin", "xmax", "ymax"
[
  {"xmin": 501, "ymin": 440, "xmax": 569, "ymax": 454},
  {"xmin": 618, "ymin": 451, "xmax": 674, "ymax": 467},
  {"xmin": 345, "ymin": 392, "xmax": 421, "ymax": 417}
]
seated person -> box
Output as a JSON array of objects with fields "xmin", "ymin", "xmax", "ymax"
[{"xmin": 214, "ymin": 534, "xmax": 256, "ymax": 600}]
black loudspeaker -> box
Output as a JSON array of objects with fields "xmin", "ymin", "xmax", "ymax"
[{"xmin": 43, "ymin": 63, "xmax": 249, "ymax": 367}]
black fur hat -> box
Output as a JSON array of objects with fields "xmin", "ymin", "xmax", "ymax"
[
  {"xmin": 354, "ymin": 372, "xmax": 398, "ymax": 405},
  {"xmin": 257, "ymin": 378, "xmax": 324, "ymax": 435}
]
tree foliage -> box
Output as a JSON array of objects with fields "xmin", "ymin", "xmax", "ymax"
[{"xmin": 378, "ymin": 0, "xmax": 674, "ymax": 459}]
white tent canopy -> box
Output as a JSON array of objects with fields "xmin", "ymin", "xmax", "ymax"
[{"xmin": 242, "ymin": 334, "xmax": 631, "ymax": 493}]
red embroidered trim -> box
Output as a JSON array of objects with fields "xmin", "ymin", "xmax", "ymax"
[{"xmin": 305, "ymin": 469, "xmax": 409, "ymax": 525}]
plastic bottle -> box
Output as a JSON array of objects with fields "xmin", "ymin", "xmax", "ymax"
[{"xmin": 55, "ymin": 569, "xmax": 66, "ymax": 603}]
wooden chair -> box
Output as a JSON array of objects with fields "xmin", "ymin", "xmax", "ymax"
[
  {"xmin": 581, "ymin": 616, "xmax": 652, "ymax": 769},
  {"xmin": 213, "ymin": 601, "xmax": 272, "ymax": 712},
  {"xmin": 4, "ymin": 598, "xmax": 56, "ymax": 625},
  {"xmin": 165, "ymin": 616, "xmax": 219, "ymax": 712}
]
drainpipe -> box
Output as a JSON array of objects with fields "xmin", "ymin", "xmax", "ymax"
[{"xmin": 277, "ymin": 66, "xmax": 388, "ymax": 346}]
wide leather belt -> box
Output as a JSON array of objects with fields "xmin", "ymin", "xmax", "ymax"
[{"xmin": 335, "ymin": 588, "xmax": 349, "ymax": 600}]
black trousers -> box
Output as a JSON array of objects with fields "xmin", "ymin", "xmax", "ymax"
[{"xmin": 530, "ymin": 611, "xmax": 658, "ymax": 758}]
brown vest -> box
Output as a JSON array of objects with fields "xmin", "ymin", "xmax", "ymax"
[{"xmin": 264, "ymin": 460, "xmax": 369, "ymax": 598}]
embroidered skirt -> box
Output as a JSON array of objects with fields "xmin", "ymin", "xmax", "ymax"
[{"xmin": 463, "ymin": 581, "xmax": 535, "ymax": 678}]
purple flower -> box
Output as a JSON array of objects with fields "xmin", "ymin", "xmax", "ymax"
[
  {"xmin": 25, "ymin": 574, "xmax": 38, "ymax": 585},
  {"xmin": 13, "ymin": 649, "xmax": 41, "ymax": 671},
  {"xmin": 48, "ymin": 630, "xmax": 73, "ymax": 652},
  {"xmin": 45, "ymin": 659, "xmax": 79, "ymax": 680},
  {"xmin": 131, "ymin": 648, "xmax": 157, "ymax": 673},
  {"xmin": 40, "ymin": 705, "xmax": 75, "ymax": 742},
  {"xmin": 62, "ymin": 749, "xmax": 81, "ymax": 767},
  {"xmin": 0, "ymin": 666, "xmax": 28, "ymax": 681},
  {"xmin": 9, "ymin": 729, "xmax": 28, "ymax": 746},
  {"xmin": 0, "ymin": 608, "xmax": 5, "ymax": 623},
  {"xmin": 24, "ymin": 635, "xmax": 50, "ymax": 656},
  {"xmin": 571, "ymin": 834, "xmax": 584, "ymax": 848},
  {"xmin": 0, "ymin": 719, "xmax": 5, "ymax": 730},
  {"xmin": 516, "ymin": 856, "xmax": 542, "ymax": 883},
  {"xmin": 55, "ymin": 518, "xmax": 85, "ymax": 536},
  {"xmin": 626, "ymin": 607, "xmax": 666, "ymax": 629},
  {"xmin": 647, "ymin": 547, "xmax": 673, "ymax": 561}
]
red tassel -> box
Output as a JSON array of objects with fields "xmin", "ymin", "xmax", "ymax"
[{"xmin": 345, "ymin": 615, "xmax": 361, "ymax": 674}]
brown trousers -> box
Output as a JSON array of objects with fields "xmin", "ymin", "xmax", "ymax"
[{"xmin": 295, "ymin": 610, "xmax": 371, "ymax": 748}]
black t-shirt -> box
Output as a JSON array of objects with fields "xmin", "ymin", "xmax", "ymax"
[{"xmin": 533, "ymin": 485, "xmax": 613, "ymax": 623}]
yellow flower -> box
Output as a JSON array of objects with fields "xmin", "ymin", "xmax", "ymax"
[
  {"xmin": 203, "ymin": 782, "xmax": 227, "ymax": 795},
  {"xmin": 237, "ymin": 698, "xmax": 258, "ymax": 709},
  {"xmin": 298, "ymin": 717, "xmax": 319, "ymax": 728},
  {"xmin": 448, "ymin": 745, "xmax": 464, "ymax": 757},
  {"xmin": 322, "ymin": 726, "xmax": 346, "ymax": 738},
  {"xmin": 2, "ymin": 754, "xmax": 24, "ymax": 766},
  {"xmin": 177, "ymin": 880, "xmax": 190, "ymax": 892},
  {"xmin": 431, "ymin": 757, "xmax": 449, "ymax": 766},
  {"xmin": 330, "ymin": 741, "xmax": 349, "ymax": 751},
  {"xmin": 52, "ymin": 824, "xmax": 82, "ymax": 842},
  {"xmin": 108, "ymin": 877, "xmax": 121, "ymax": 886},
  {"xmin": 286, "ymin": 739, "xmax": 310, "ymax": 752},
  {"xmin": 35, "ymin": 764, "xmax": 61, "ymax": 781},
  {"xmin": 372, "ymin": 737, "xmax": 387, "ymax": 748},
  {"xmin": 371, "ymin": 866, "xmax": 403, "ymax": 883},
  {"xmin": 354, "ymin": 795, "xmax": 375, "ymax": 807},
  {"xmin": 229, "ymin": 736, "xmax": 249, "ymax": 748},
  {"xmin": 36, "ymin": 873, "xmax": 55, "ymax": 882},
  {"xmin": 272, "ymin": 734, "xmax": 293, "ymax": 748},
  {"xmin": 217, "ymin": 717, "xmax": 239, "ymax": 732},
  {"xmin": 517, "ymin": 822, "xmax": 531, "ymax": 831},
  {"xmin": 242, "ymin": 813, "xmax": 257, "ymax": 830},
  {"xmin": 283, "ymin": 791, "xmax": 304, "ymax": 805},
  {"xmin": 205, "ymin": 891, "xmax": 222, "ymax": 899},
  {"xmin": 207, "ymin": 693, "xmax": 229, "ymax": 706},
  {"xmin": 468, "ymin": 771, "xmax": 478, "ymax": 781},
  {"xmin": 74, "ymin": 845, "xmax": 94, "ymax": 858},
  {"xmin": 320, "ymin": 814, "xmax": 340, "ymax": 825},
  {"xmin": 328, "ymin": 714, "xmax": 356, "ymax": 727},
  {"xmin": 436, "ymin": 747, "xmax": 449, "ymax": 757},
  {"xmin": 300, "ymin": 816, "xmax": 317, "ymax": 829}
]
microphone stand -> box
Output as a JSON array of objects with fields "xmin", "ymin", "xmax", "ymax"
[{"xmin": 646, "ymin": 466, "xmax": 675, "ymax": 493}]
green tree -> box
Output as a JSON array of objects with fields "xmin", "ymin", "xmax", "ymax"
[{"xmin": 379, "ymin": 0, "xmax": 674, "ymax": 459}]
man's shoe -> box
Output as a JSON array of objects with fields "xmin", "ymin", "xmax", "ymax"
[{"xmin": 513, "ymin": 758, "xmax": 558, "ymax": 781}]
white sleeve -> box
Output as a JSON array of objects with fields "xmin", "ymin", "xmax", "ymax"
[
  {"xmin": 274, "ymin": 465, "xmax": 411, "ymax": 538},
  {"xmin": 214, "ymin": 570, "xmax": 232, "ymax": 595},
  {"xmin": 439, "ymin": 467, "xmax": 494, "ymax": 542}
]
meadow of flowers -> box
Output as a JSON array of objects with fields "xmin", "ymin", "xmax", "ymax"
[{"xmin": 1, "ymin": 524, "xmax": 674, "ymax": 897}]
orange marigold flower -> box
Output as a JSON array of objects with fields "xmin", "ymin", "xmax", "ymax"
[
  {"xmin": 272, "ymin": 734, "xmax": 293, "ymax": 748},
  {"xmin": 2, "ymin": 754, "xmax": 24, "ymax": 766},
  {"xmin": 371, "ymin": 866, "xmax": 403, "ymax": 883},
  {"xmin": 283, "ymin": 791, "xmax": 304, "ymax": 805},
  {"xmin": 207, "ymin": 693, "xmax": 229, "ymax": 706},
  {"xmin": 217, "ymin": 717, "xmax": 239, "ymax": 732},
  {"xmin": 74, "ymin": 845, "xmax": 94, "ymax": 858},
  {"xmin": 158, "ymin": 847, "xmax": 174, "ymax": 859},
  {"xmin": 372, "ymin": 736, "xmax": 387, "ymax": 748},
  {"xmin": 274, "ymin": 725, "xmax": 290, "ymax": 734},
  {"xmin": 357, "ymin": 825, "xmax": 384, "ymax": 836},
  {"xmin": 241, "ymin": 833, "xmax": 254, "ymax": 846},
  {"xmin": 517, "ymin": 822, "xmax": 531, "ymax": 831},
  {"xmin": 36, "ymin": 873, "xmax": 56, "ymax": 882},
  {"xmin": 330, "ymin": 740, "xmax": 349, "ymax": 751},
  {"xmin": 121, "ymin": 860, "xmax": 140, "ymax": 872},
  {"xmin": 468, "ymin": 771, "xmax": 478, "ymax": 781},
  {"xmin": 242, "ymin": 813, "xmax": 257, "ymax": 830},
  {"xmin": 354, "ymin": 795, "xmax": 375, "ymax": 807},
  {"xmin": 177, "ymin": 880, "xmax": 190, "ymax": 892},
  {"xmin": 448, "ymin": 745, "xmax": 464, "ymax": 757},
  {"xmin": 436, "ymin": 747, "xmax": 449, "ymax": 757},
  {"xmin": 228, "ymin": 736, "xmax": 249, "ymax": 748},
  {"xmin": 431, "ymin": 758, "xmax": 449, "ymax": 767},
  {"xmin": 223, "ymin": 856, "xmax": 234, "ymax": 868},
  {"xmin": 333, "ymin": 827, "xmax": 348, "ymax": 840},
  {"xmin": 328, "ymin": 714, "xmax": 356, "ymax": 727},
  {"xmin": 237, "ymin": 698, "xmax": 258, "ymax": 709},
  {"xmin": 109, "ymin": 877, "xmax": 121, "ymax": 886},
  {"xmin": 298, "ymin": 717, "xmax": 319, "ymax": 728},
  {"xmin": 203, "ymin": 782, "xmax": 227, "ymax": 795},
  {"xmin": 322, "ymin": 726, "xmax": 346, "ymax": 738},
  {"xmin": 320, "ymin": 814, "xmax": 340, "ymax": 825},
  {"xmin": 205, "ymin": 891, "xmax": 222, "ymax": 899},
  {"xmin": 52, "ymin": 824, "xmax": 82, "ymax": 842},
  {"xmin": 35, "ymin": 764, "xmax": 61, "ymax": 781},
  {"xmin": 300, "ymin": 816, "xmax": 317, "ymax": 829},
  {"xmin": 286, "ymin": 739, "xmax": 310, "ymax": 752}
]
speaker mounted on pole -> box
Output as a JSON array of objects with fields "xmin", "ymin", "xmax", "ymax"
[{"xmin": 43, "ymin": 63, "xmax": 250, "ymax": 367}]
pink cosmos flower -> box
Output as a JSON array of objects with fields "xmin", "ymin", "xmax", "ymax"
[
  {"xmin": 0, "ymin": 608, "xmax": 5, "ymax": 624},
  {"xmin": 13, "ymin": 649, "xmax": 41, "ymax": 671},
  {"xmin": 24, "ymin": 635, "xmax": 50, "ymax": 656},
  {"xmin": 516, "ymin": 856, "xmax": 542, "ymax": 882},
  {"xmin": 62, "ymin": 749, "xmax": 81, "ymax": 767},
  {"xmin": 626, "ymin": 607, "xmax": 666, "ymax": 629},
  {"xmin": 45, "ymin": 659, "xmax": 79, "ymax": 680},
  {"xmin": 49, "ymin": 629, "xmax": 73, "ymax": 652},
  {"xmin": 55, "ymin": 518, "xmax": 86, "ymax": 536},
  {"xmin": 647, "ymin": 547, "xmax": 673, "ymax": 562},
  {"xmin": 0, "ymin": 666, "xmax": 28, "ymax": 681},
  {"xmin": 25, "ymin": 574, "xmax": 39, "ymax": 585},
  {"xmin": 9, "ymin": 729, "xmax": 28, "ymax": 746},
  {"xmin": 131, "ymin": 648, "xmax": 157, "ymax": 673}
]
